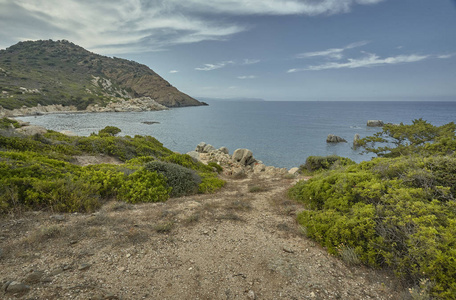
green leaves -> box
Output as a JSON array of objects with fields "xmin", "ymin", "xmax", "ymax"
[
  {"xmin": 290, "ymin": 153, "xmax": 456, "ymax": 298},
  {"xmin": 358, "ymin": 119, "xmax": 456, "ymax": 157}
]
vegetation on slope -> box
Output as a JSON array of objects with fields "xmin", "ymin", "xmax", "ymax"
[
  {"xmin": 289, "ymin": 120, "xmax": 456, "ymax": 299},
  {"xmin": 0, "ymin": 123, "xmax": 224, "ymax": 213},
  {"xmin": 0, "ymin": 39, "xmax": 202, "ymax": 110}
]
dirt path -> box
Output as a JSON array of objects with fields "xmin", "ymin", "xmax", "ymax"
[{"xmin": 1, "ymin": 174, "xmax": 403, "ymax": 299}]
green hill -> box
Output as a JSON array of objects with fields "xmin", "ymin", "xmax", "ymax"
[{"xmin": 0, "ymin": 40, "xmax": 203, "ymax": 110}]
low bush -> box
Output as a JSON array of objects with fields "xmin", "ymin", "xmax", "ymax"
[
  {"xmin": 299, "ymin": 155, "xmax": 355, "ymax": 173},
  {"xmin": 289, "ymin": 155, "xmax": 456, "ymax": 298},
  {"xmin": 145, "ymin": 161, "xmax": 201, "ymax": 197}
]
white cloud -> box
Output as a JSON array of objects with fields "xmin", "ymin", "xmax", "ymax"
[
  {"xmin": 437, "ymin": 53, "xmax": 455, "ymax": 59},
  {"xmin": 195, "ymin": 61, "xmax": 234, "ymax": 71},
  {"xmin": 0, "ymin": 0, "xmax": 386, "ymax": 54},
  {"xmin": 296, "ymin": 41, "xmax": 369, "ymax": 60},
  {"xmin": 288, "ymin": 53, "xmax": 429, "ymax": 72},
  {"xmin": 237, "ymin": 75, "xmax": 257, "ymax": 79},
  {"xmin": 243, "ymin": 59, "xmax": 261, "ymax": 65},
  {"xmin": 173, "ymin": 0, "xmax": 385, "ymax": 16},
  {"xmin": 169, "ymin": 70, "xmax": 179, "ymax": 74}
]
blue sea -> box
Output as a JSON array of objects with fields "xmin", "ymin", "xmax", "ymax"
[{"xmin": 17, "ymin": 101, "xmax": 456, "ymax": 169}]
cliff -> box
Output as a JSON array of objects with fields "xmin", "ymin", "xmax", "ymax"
[{"xmin": 0, "ymin": 40, "xmax": 203, "ymax": 111}]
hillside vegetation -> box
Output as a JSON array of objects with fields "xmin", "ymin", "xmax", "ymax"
[
  {"xmin": 0, "ymin": 119, "xmax": 224, "ymax": 213},
  {"xmin": 0, "ymin": 40, "xmax": 202, "ymax": 110},
  {"xmin": 289, "ymin": 120, "xmax": 456, "ymax": 299}
]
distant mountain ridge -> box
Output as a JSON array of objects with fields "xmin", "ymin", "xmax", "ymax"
[{"xmin": 0, "ymin": 40, "xmax": 203, "ymax": 110}]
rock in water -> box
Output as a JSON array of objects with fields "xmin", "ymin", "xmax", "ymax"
[
  {"xmin": 367, "ymin": 120, "xmax": 384, "ymax": 127},
  {"xmin": 353, "ymin": 133, "xmax": 361, "ymax": 147},
  {"xmin": 326, "ymin": 134, "xmax": 347, "ymax": 143}
]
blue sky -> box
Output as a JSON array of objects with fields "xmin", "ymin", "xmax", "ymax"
[{"xmin": 1, "ymin": 0, "xmax": 455, "ymax": 101}]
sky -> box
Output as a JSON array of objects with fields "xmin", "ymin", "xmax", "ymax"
[{"xmin": 1, "ymin": 0, "xmax": 456, "ymax": 101}]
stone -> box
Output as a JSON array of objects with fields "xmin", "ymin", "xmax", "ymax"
[
  {"xmin": 253, "ymin": 163, "xmax": 266, "ymax": 173},
  {"xmin": 78, "ymin": 263, "xmax": 91, "ymax": 271},
  {"xmin": 367, "ymin": 120, "xmax": 384, "ymax": 127},
  {"xmin": 288, "ymin": 167, "xmax": 299, "ymax": 175},
  {"xmin": 326, "ymin": 134, "xmax": 347, "ymax": 143},
  {"xmin": 196, "ymin": 142, "xmax": 207, "ymax": 152},
  {"xmin": 24, "ymin": 270, "xmax": 44, "ymax": 283},
  {"xmin": 50, "ymin": 214, "xmax": 65, "ymax": 221},
  {"xmin": 218, "ymin": 147, "xmax": 229, "ymax": 154},
  {"xmin": 232, "ymin": 149, "xmax": 256, "ymax": 166},
  {"xmin": 203, "ymin": 144, "xmax": 216, "ymax": 153},
  {"xmin": 15, "ymin": 125, "xmax": 47, "ymax": 136},
  {"xmin": 186, "ymin": 151, "xmax": 201, "ymax": 162},
  {"xmin": 353, "ymin": 133, "xmax": 361, "ymax": 147},
  {"xmin": 60, "ymin": 130, "xmax": 78, "ymax": 136},
  {"xmin": 247, "ymin": 290, "xmax": 256, "ymax": 299},
  {"xmin": 6, "ymin": 281, "xmax": 30, "ymax": 293}
]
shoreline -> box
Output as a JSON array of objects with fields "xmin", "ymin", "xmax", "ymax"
[{"xmin": 0, "ymin": 97, "xmax": 169, "ymax": 118}]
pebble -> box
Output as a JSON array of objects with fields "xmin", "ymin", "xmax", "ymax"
[
  {"xmin": 24, "ymin": 270, "xmax": 44, "ymax": 283},
  {"xmin": 6, "ymin": 281, "xmax": 30, "ymax": 293},
  {"xmin": 78, "ymin": 263, "xmax": 91, "ymax": 271},
  {"xmin": 247, "ymin": 290, "xmax": 256, "ymax": 299},
  {"xmin": 50, "ymin": 214, "xmax": 65, "ymax": 221}
]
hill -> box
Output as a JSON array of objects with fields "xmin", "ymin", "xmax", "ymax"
[{"xmin": 0, "ymin": 40, "xmax": 203, "ymax": 110}]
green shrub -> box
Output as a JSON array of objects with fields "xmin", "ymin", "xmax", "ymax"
[
  {"xmin": 290, "ymin": 154, "xmax": 456, "ymax": 298},
  {"xmin": 145, "ymin": 161, "xmax": 201, "ymax": 197},
  {"xmin": 98, "ymin": 126, "xmax": 121, "ymax": 136},
  {"xmin": 299, "ymin": 155, "xmax": 355, "ymax": 173},
  {"xmin": 198, "ymin": 172, "xmax": 226, "ymax": 193},
  {"xmin": 207, "ymin": 162, "xmax": 223, "ymax": 173},
  {"xmin": 118, "ymin": 167, "xmax": 170, "ymax": 203},
  {"xmin": 0, "ymin": 118, "xmax": 20, "ymax": 130}
]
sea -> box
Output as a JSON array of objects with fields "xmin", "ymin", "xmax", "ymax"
[{"xmin": 17, "ymin": 100, "xmax": 456, "ymax": 169}]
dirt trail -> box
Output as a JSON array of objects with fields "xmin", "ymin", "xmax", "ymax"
[{"xmin": 0, "ymin": 174, "xmax": 402, "ymax": 299}]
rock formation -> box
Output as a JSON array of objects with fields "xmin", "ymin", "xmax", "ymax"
[
  {"xmin": 353, "ymin": 133, "xmax": 361, "ymax": 148},
  {"xmin": 326, "ymin": 134, "xmax": 347, "ymax": 143},
  {"xmin": 190, "ymin": 142, "xmax": 291, "ymax": 178},
  {"xmin": 367, "ymin": 120, "xmax": 384, "ymax": 127}
]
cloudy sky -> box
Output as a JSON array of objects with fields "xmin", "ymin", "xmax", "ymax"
[{"xmin": 1, "ymin": 0, "xmax": 455, "ymax": 101}]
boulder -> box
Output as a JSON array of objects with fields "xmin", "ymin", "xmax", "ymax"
[
  {"xmin": 288, "ymin": 167, "xmax": 299, "ymax": 175},
  {"xmin": 186, "ymin": 151, "xmax": 201, "ymax": 162},
  {"xmin": 203, "ymin": 144, "xmax": 216, "ymax": 153},
  {"xmin": 353, "ymin": 133, "xmax": 361, "ymax": 147},
  {"xmin": 218, "ymin": 147, "xmax": 229, "ymax": 154},
  {"xmin": 196, "ymin": 142, "xmax": 207, "ymax": 153},
  {"xmin": 326, "ymin": 134, "xmax": 347, "ymax": 143},
  {"xmin": 253, "ymin": 163, "xmax": 266, "ymax": 174},
  {"xmin": 367, "ymin": 120, "xmax": 384, "ymax": 127},
  {"xmin": 15, "ymin": 125, "xmax": 47, "ymax": 136},
  {"xmin": 232, "ymin": 149, "xmax": 256, "ymax": 166}
]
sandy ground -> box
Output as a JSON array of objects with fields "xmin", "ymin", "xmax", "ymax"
[{"xmin": 1, "ymin": 173, "xmax": 405, "ymax": 299}]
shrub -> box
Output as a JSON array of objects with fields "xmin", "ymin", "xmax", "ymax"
[
  {"xmin": 290, "ymin": 154, "xmax": 456, "ymax": 298},
  {"xmin": 198, "ymin": 172, "xmax": 226, "ymax": 193},
  {"xmin": 118, "ymin": 167, "xmax": 170, "ymax": 203},
  {"xmin": 0, "ymin": 118, "xmax": 20, "ymax": 130},
  {"xmin": 145, "ymin": 161, "xmax": 201, "ymax": 197},
  {"xmin": 299, "ymin": 155, "xmax": 355, "ymax": 173},
  {"xmin": 207, "ymin": 162, "xmax": 223, "ymax": 173},
  {"xmin": 98, "ymin": 126, "xmax": 121, "ymax": 136}
]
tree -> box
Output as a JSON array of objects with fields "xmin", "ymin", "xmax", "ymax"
[
  {"xmin": 358, "ymin": 119, "xmax": 456, "ymax": 157},
  {"xmin": 98, "ymin": 126, "xmax": 121, "ymax": 136}
]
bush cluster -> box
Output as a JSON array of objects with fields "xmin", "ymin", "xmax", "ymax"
[
  {"xmin": 145, "ymin": 161, "xmax": 200, "ymax": 197},
  {"xmin": 299, "ymin": 155, "xmax": 355, "ymax": 173},
  {"xmin": 0, "ymin": 122, "xmax": 225, "ymax": 213},
  {"xmin": 290, "ymin": 156, "xmax": 456, "ymax": 298}
]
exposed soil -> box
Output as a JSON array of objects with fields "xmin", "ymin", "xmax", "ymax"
[{"xmin": 1, "ymin": 172, "xmax": 405, "ymax": 299}]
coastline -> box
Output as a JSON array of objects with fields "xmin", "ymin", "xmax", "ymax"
[{"xmin": 0, "ymin": 97, "xmax": 168, "ymax": 118}]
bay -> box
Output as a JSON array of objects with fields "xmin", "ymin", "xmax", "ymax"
[{"xmin": 17, "ymin": 100, "xmax": 456, "ymax": 169}]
